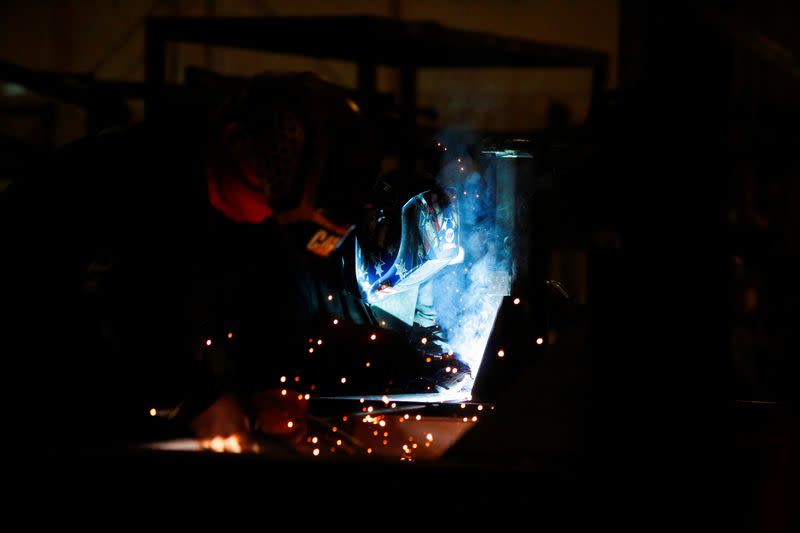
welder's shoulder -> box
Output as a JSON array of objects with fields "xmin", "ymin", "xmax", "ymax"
[{"xmin": 53, "ymin": 121, "xmax": 160, "ymax": 172}]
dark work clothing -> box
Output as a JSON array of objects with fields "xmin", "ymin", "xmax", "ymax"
[{"xmin": 1, "ymin": 118, "xmax": 373, "ymax": 445}]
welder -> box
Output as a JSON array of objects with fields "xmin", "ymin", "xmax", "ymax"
[{"xmin": 1, "ymin": 72, "xmax": 384, "ymax": 450}]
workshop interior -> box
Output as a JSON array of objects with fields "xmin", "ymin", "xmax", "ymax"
[{"xmin": 0, "ymin": 1, "xmax": 798, "ymax": 525}]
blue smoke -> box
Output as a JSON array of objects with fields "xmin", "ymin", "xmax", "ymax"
[{"xmin": 431, "ymin": 137, "xmax": 515, "ymax": 387}]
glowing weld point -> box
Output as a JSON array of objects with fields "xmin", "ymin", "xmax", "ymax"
[
  {"xmin": 412, "ymin": 443, "xmax": 417, "ymax": 449},
  {"xmin": 308, "ymin": 348, "xmax": 314, "ymax": 353},
  {"xmin": 463, "ymin": 417, "xmax": 469, "ymax": 422},
  {"xmin": 304, "ymin": 394, "xmax": 310, "ymax": 400},
  {"xmin": 420, "ymin": 337, "xmax": 428, "ymax": 345},
  {"xmin": 367, "ymin": 448, "xmax": 373, "ymax": 454},
  {"xmin": 415, "ymin": 415, "xmax": 422, "ymax": 421},
  {"xmin": 327, "ymin": 294, "xmax": 333, "ymax": 301},
  {"xmin": 381, "ymin": 321, "xmax": 386, "ymax": 326},
  {"xmin": 404, "ymin": 414, "xmax": 410, "ymax": 420},
  {"xmin": 536, "ymin": 337, "xmax": 544, "ymax": 345},
  {"xmin": 227, "ymin": 332, "xmax": 233, "ymax": 339},
  {"xmin": 280, "ymin": 376, "xmax": 286, "ymax": 383},
  {"xmin": 297, "ymin": 394, "xmax": 303, "ymax": 400},
  {"xmin": 478, "ymin": 405, "xmax": 484, "ymax": 411},
  {"xmin": 460, "ymin": 403, "xmax": 466, "ymax": 409},
  {"xmin": 311, "ymin": 437, "xmax": 318, "ymax": 444},
  {"xmin": 336, "ymin": 440, "xmax": 342, "ymax": 446},
  {"xmin": 281, "ymin": 389, "xmax": 287, "ymax": 396},
  {"xmin": 391, "ymin": 402, "xmax": 396, "ymax": 408},
  {"xmin": 472, "ymin": 416, "xmax": 478, "ymax": 422},
  {"xmin": 317, "ymin": 339, "xmax": 322, "ymax": 345},
  {"xmin": 513, "ymin": 297, "xmax": 521, "ymax": 305},
  {"xmin": 332, "ymin": 427, "xmax": 337, "ymax": 432},
  {"xmin": 425, "ymin": 357, "xmax": 431, "ymax": 363},
  {"xmin": 379, "ymin": 420, "xmax": 386, "ymax": 427},
  {"xmin": 497, "ymin": 349, "xmax": 505, "ymax": 358},
  {"xmin": 287, "ymin": 421, "xmax": 294, "ymax": 429},
  {"xmin": 340, "ymin": 377, "xmax": 347, "ymax": 384},
  {"xmin": 333, "ymin": 319, "xmax": 339, "ymax": 325},
  {"xmin": 426, "ymin": 433, "xmax": 433, "ymax": 442},
  {"xmin": 313, "ymin": 448, "xmax": 320, "ymax": 456},
  {"xmin": 149, "ymin": 408, "xmax": 157, "ymax": 417},
  {"xmin": 365, "ymin": 361, "xmax": 371, "ymax": 367},
  {"xmin": 370, "ymin": 333, "xmax": 377, "ymax": 341},
  {"xmin": 360, "ymin": 398, "xmax": 365, "ymax": 403},
  {"xmin": 367, "ymin": 406, "xmax": 373, "ymax": 413},
  {"xmin": 452, "ymin": 368, "xmax": 457, "ymax": 374},
  {"xmin": 445, "ymin": 366, "xmax": 451, "ymax": 373},
  {"xmin": 205, "ymin": 339, "xmax": 212, "ymax": 346},
  {"xmin": 382, "ymin": 395, "xmax": 389, "ymax": 404},
  {"xmin": 295, "ymin": 376, "xmax": 300, "ymax": 382}
]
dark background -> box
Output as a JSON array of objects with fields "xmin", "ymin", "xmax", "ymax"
[{"xmin": 1, "ymin": 1, "xmax": 797, "ymax": 530}]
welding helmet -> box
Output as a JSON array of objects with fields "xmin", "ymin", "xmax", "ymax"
[
  {"xmin": 355, "ymin": 173, "xmax": 463, "ymax": 324},
  {"xmin": 210, "ymin": 72, "xmax": 380, "ymax": 239}
]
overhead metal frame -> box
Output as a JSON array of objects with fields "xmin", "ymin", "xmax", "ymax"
[{"xmin": 144, "ymin": 15, "xmax": 609, "ymax": 164}]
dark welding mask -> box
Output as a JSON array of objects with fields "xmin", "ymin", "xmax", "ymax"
[{"xmin": 215, "ymin": 72, "xmax": 380, "ymax": 256}]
